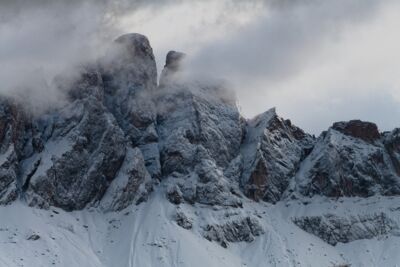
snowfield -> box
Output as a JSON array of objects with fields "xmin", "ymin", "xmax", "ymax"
[{"xmin": 2, "ymin": 189, "xmax": 400, "ymax": 267}]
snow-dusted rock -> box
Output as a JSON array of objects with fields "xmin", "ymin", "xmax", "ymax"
[
  {"xmin": 332, "ymin": 120, "xmax": 380, "ymax": 143},
  {"xmin": 203, "ymin": 216, "xmax": 264, "ymax": 248},
  {"xmin": 102, "ymin": 33, "xmax": 160, "ymax": 178},
  {"xmin": 103, "ymin": 33, "xmax": 157, "ymax": 92},
  {"xmin": 241, "ymin": 108, "xmax": 314, "ymax": 203},
  {"xmin": 383, "ymin": 128, "xmax": 400, "ymax": 176},
  {"xmin": 0, "ymin": 99, "xmax": 33, "ymax": 204},
  {"xmin": 156, "ymin": 82, "xmax": 243, "ymax": 173},
  {"xmin": 159, "ymin": 50, "xmax": 186, "ymax": 87},
  {"xmin": 23, "ymin": 97, "xmax": 126, "ymax": 210},
  {"xmin": 174, "ymin": 209, "xmax": 193, "ymax": 230},
  {"xmin": 10, "ymin": 33, "xmax": 161, "ymax": 211},
  {"xmin": 100, "ymin": 147, "xmax": 153, "ymax": 211},
  {"xmin": 153, "ymin": 52, "xmax": 245, "ymax": 207},
  {"xmin": 293, "ymin": 212, "xmax": 399, "ymax": 245},
  {"xmin": 291, "ymin": 121, "xmax": 400, "ymax": 198},
  {"xmin": 2, "ymin": 32, "xmax": 400, "ymax": 267}
]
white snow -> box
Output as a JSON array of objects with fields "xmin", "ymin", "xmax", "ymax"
[{"xmin": 4, "ymin": 190, "xmax": 399, "ymax": 266}]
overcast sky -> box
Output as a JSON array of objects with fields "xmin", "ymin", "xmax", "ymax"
[{"xmin": 1, "ymin": 0, "xmax": 399, "ymax": 134}]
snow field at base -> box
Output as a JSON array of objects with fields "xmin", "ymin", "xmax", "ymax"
[{"xmin": 4, "ymin": 191, "xmax": 400, "ymax": 266}]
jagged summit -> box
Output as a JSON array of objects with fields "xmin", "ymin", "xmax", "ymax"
[
  {"xmin": 159, "ymin": 50, "xmax": 186, "ymax": 87},
  {"xmin": 0, "ymin": 32, "xmax": 399, "ymax": 210},
  {"xmin": 332, "ymin": 119, "xmax": 380, "ymax": 143},
  {"xmin": 1, "ymin": 33, "xmax": 400, "ymax": 267},
  {"xmin": 114, "ymin": 33, "xmax": 154, "ymax": 59},
  {"xmin": 102, "ymin": 33, "xmax": 158, "ymax": 91},
  {"xmin": 164, "ymin": 50, "xmax": 186, "ymax": 70}
]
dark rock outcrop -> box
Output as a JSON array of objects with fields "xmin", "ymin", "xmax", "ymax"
[
  {"xmin": 203, "ymin": 216, "xmax": 264, "ymax": 248},
  {"xmin": 241, "ymin": 108, "xmax": 315, "ymax": 202},
  {"xmin": 175, "ymin": 209, "xmax": 193, "ymax": 230},
  {"xmin": 332, "ymin": 120, "xmax": 380, "ymax": 143},
  {"xmin": 293, "ymin": 213, "xmax": 398, "ymax": 245},
  {"xmin": 0, "ymin": 33, "xmax": 159, "ymax": 211},
  {"xmin": 159, "ymin": 50, "xmax": 186, "ymax": 87},
  {"xmin": 23, "ymin": 97, "xmax": 127, "ymax": 210},
  {"xmin": 291, "ymin": 124, "xmax": 400, "ymax": 198},
  {"xmin": 100, "ymin": 148, "xmax": 153, "ymax": 211},
  {"xmin": 0, "ymin": 99, "xmax": 33, "ymax": 204},
  {"xmin": 383, "ymin": 128, "xmax": 400, "ymax": 176}
]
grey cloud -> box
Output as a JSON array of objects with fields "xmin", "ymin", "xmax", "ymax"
[
  {"xmin": 186, "ymin": 0, "xmax": 383, "ymax": 81},
  {"xmin": 1, "ymin": 0, "xmax": 399, "ymax": 134}
]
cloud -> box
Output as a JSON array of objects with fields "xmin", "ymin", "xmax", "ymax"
[
  {"xmin": 179, "ymin": 0, "xmax": 400, "ymax": 134},
  {"xmin": 1, "ymin": 0, "xmax": 399, "ymax": 134},
  {"xmin": 0, "ymin": 1, "xmax": 106, "ymax": 112},
  {"xmin": 0, "ymin": 0, "xmax": 184, "ymax": 112}
]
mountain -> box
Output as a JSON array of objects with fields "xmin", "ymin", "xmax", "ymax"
[{"xmin": 1, "ymin": 33, "xmax": 400, "ymax": 267}]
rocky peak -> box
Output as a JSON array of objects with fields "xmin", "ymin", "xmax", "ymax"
[
  {"xmin": 164, "ymin": 51, "xmax": 186, "ymax": 71},
  {"xmin": 332, "ymin": 120, "xmax": 380, "ymax": 143},
  {"xmin": 114, "ymin": 33, "xmax": 155, "ymax": 61},
  {"xmin": 159, "ymin": 50, "xmax": 186, "ymax": 87},
  {"xmin": 241, "ymin": 108, "xmax": 315, "ymax": 202},
  {"xmin": 102, "ymin": 33, "xmax": 157, "ymax": 92},
  {"xmin": 67, "ymin": 68, "xmax": 104, "ymax": 101},
  {"xmin": 290, "ymin": 124, "xmax": 400, "ymax": 199},
  {"xmin": 0, "ymin": 32, "xmax": 399, "ymax": 215}
]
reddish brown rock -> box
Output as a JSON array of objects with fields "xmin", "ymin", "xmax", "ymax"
[{"xmin": 332, "ymin": 120, "xmax": 380, "ymax": 143}]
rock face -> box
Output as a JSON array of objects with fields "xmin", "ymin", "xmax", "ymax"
[
  {"xmin": 332, "ymin": 120, "xmax": 380, "ymax": 143},
  {"xmin": 100, "ymin": 147, "xmax": 152, "ymax": 211},
  {"xmin": 155, "ymin": 51, "xmax": 245, "ymax": 207},
  {"xmin": 0, "ymin": 33, "xmax": 158, "ymax": 211},
  {"xmin": 291, "ymin": 123, "xmax": 400, "ymax": 198},
  {"xmin": 383, "ymin": 128, "xmax": 400, "ymax": 176},
  {"xmin": 293, "ymin": 212, "xmax": 399, "ymax": 245},
  {"xmin": 0, "ymin": 99, "xmax": 30, "ymax": 204},
  {"xmin": 159, "ymin": 50, "xmax": 186, "ymax": 87},
  {"xmin": 241, "ymin": 109, "xmax": 314, "ymax": 202},
  {"xmin": 203, "ymin": 216, "xmax": 264, "ymax": 248},
  {"xmin": 0, "ymin": 32, "xmax": 399, "ymax": 221},
  {"xmin": 102, "ymin": 33, "xmax": 160, "ymax": 178},
  {"xmin": 23, "ymin": 97, "xmax": 126, "ymax": 210}
]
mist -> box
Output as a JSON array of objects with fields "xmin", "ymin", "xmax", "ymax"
[{"xmin": 1, "ymin": 0, "xmax": 399, "ymax": 134}]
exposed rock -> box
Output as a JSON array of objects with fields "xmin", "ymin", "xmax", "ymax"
[
  {"xmin": 166, "ymin": 169, "xmax": 243, "ymax": 208},
  {"xmin": 203, "ymin": 216, "xmax": 264, "ymax": 248},
  {"xmin": 383, "ymin": 128, "xmax": 400, "ymax": 176},
  {"xmin": 159, "ymin": 50, "xmax": 186, "ymax": 87},
  {"xmin": 175, "ymin": 210, "xmax": 193, "ymax": 230},
  {"xmin": 27, "ymin": 234, "xmax": 41, "ymax": 241},
  {"xmin": 101, "ymin": 33, "xmax": 160, "ymax": 178},
  {"xmin": 293, "ymin": 212, "xmax": 399, "ymax": 245},
  {"xmin": 167, "ymin": 185, "xmax": 183, "ymax": 205},
  {"xmin": 154, "ymin": 56, "xmax": 245, "ymax": 207},
  {"xmin": 105, "ymin": 33, "xmax": 157, "ymax": 91},
  {"xmin": 100, "ymin": 148, "xmax": 153, "ymax": 211},
  {"xmin": 241, "ymin": 108, "xmax": 314, "ymax": 202},
  {"xmin": 156, "ymin": 83, "xmax": 243, "ymax": 174},
  {"xmin": 332, "ymin": 120, "xmax": 380, "ymax": 143},
  {"xmin": 67, "ymin": 68, "xmax": 104, "ymax": 101},
  {"xmin": 25, "ymin": 32, "xmax": 159, "ymax": 210},
  {"xmin": 0, "ymin": 98, "xmax": 32, "ymax": 204},
  {"xmin": 1, "ymin": 31, "xmax": 400, "ymax": 224},
  {"xmin": 24, "ymin": 97, "xmax": 126, "ymax": 210},
  {"xmin": 292, "ymin": 126, "xmax": 400, "ymax": 198}
]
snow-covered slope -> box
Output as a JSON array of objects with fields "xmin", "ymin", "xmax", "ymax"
[
  {"xmin": 4, "ymin": 192, "xmax": 400, "ymax": 267},
  {"xmin": 1, "ymin": 33, "xmax": 400, "ymax": 267}
]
